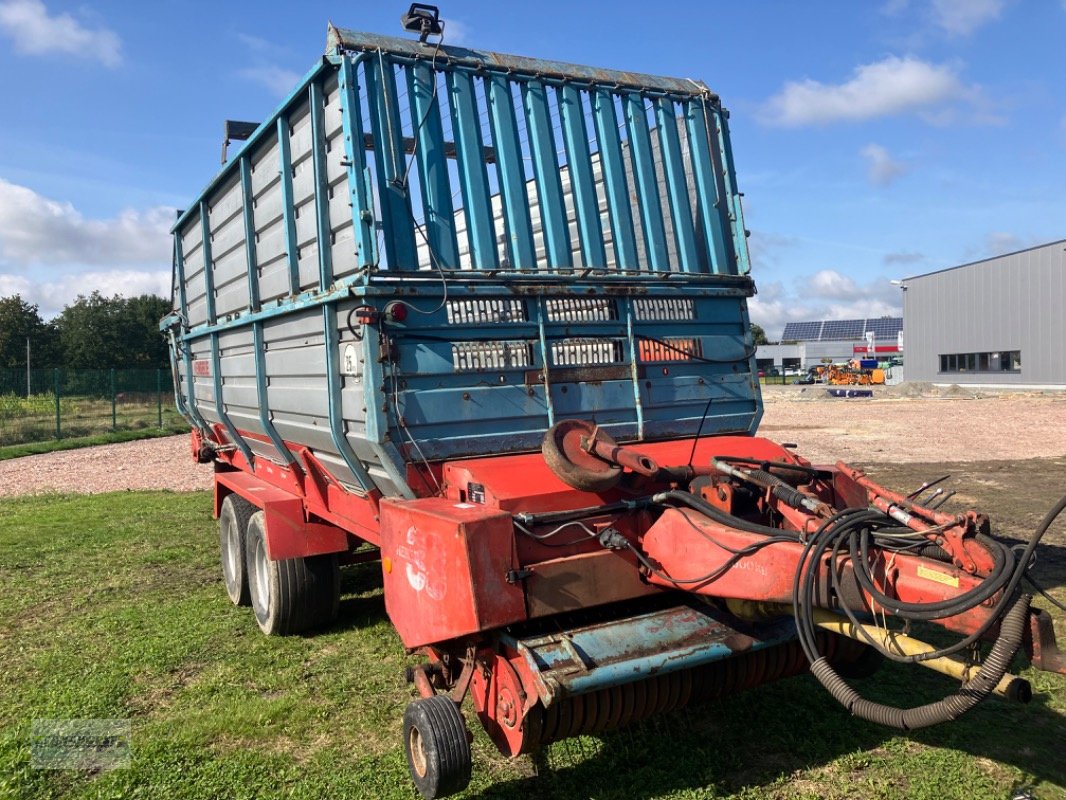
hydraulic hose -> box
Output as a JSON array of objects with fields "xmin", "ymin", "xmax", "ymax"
[
  {"xmin": 809, "ymin": 592, "xmax": 1032, "ymax": 729},
  {"xmin": 651, "ymin": 489, "xmax": 797, "ymax": 539}
]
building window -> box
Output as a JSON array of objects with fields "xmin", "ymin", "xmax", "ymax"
[{"xmin": 939, "ymin": 350, "xmax": 1020, "ymax": 373}]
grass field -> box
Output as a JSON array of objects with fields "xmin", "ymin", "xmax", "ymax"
[{"xmin": 1, "ymin": 492, "xmax": 1064, "ymax": 800}]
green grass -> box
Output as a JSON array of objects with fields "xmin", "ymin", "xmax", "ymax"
[
  {"xmin": 0, "ymin": 492, "xmax": 1064, "ymax": 799},
  {"xmin": 0, "ymin": 426, "xmax": 189, "ymax": 461}
]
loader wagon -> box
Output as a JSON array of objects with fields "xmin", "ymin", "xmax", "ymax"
[{"xmin": 165, "ymin": 8, "xmax": 1066, "ymax": 797}]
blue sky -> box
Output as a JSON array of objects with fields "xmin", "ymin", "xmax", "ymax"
[{"xmin": 0, "ymin": 0, "xmax": 1062, "ymax": 337}]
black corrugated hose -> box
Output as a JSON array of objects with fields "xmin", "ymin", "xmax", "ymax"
[{"xmin": 793, "ymin": 492, "xmax": 1066, "ymax": 729}]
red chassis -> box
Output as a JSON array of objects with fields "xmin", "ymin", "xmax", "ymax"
[{"xmin": 196, "ymin": 422, "xmax": 1066, "ymax": 759}]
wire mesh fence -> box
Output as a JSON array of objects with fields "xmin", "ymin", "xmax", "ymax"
[{"xmin": 0, "ymin": 368, "xmax": 187, "ymax": 448}]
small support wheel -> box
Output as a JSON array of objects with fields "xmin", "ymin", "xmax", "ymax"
[
  {"xmin": 403, "ymin": 695, "xmax": 472, "ymax": 800},
  {"xmin": 219, "ymin": 493, "xmax": 256, "ymax": 606},
  {"xmin": 244, "ymin": 511, "xmax": 340, "ymax": 636},
  {"xmin": 542, "ymin": 419, "xmax": 622, "ymax": 492}
]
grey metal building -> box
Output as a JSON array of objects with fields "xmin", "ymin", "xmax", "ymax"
[{"xmin": 902, "ymin": 239, "xmax": 1066, "ymax": 387}]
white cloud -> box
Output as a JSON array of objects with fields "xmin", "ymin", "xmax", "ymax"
[
  {"xmin": 0, "ymin": 178, "xmax": 173, "ymax": 269},
  {"xmin": 759, "ymin": 56, "xmax": 979, "ymax": 127},
  {"xmin": 237, "ymin": 65, "xmax": 302, "ymax": 97},
  {"xmin": 235, "ymin": 33, "xmax": 302, "ymax": 97},
  {"xmin": 0, "ymin": 270, "xmax": 171, "ymax": 318},
  {"xmin": 0, "ymin": 0, "xmax": 121, "ymax": 67},
  {"xmin": 931, "ymin": 0, "xmax": 1005, "ymax": 36},
  {"xmin": 441, "ymin": 18, "xmax": 470, "ymax": 45},
  {"xmin": 861, "ymin": 143, "xmax": 907, "ymax": 186},
  {"xmin": 750, "ymin": 270, "xmax": 902, "ymax": 341}
]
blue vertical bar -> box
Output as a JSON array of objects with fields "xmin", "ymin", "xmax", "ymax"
[
  {"xmin": 309, "ymin": 80, "xmax": 334, "ymax": 290},
  {"xmin": 591, "ymin": 89, "xmax": 638, "ymax": 270},
  {"xmin": 653, "ymin": 97, "xmax": 700, "ymax": 273},
  {"xmin": 210, "ymin": 333, "xmax": 253, "ymax": 464},
  {"xmin": 252, "ymin": 322, "xmax": 296, "ymax": 466},
  {"xmin": 486, "ymin": 74, "xmax": 536, "ymax": 269},
  {"xmin": 337, "ymin": 54, "xmax": 378, "ymax": 268},
  {"xmin": 363, "ymin": 52, "xmax": 418, "ymax": 269},
  {"xmin": 535, "ymin": 298, "xmax": 555, "ymax": 428},
  {"xmin": 623, "ymin": 93, "xmax": 668, "ymax": 271},
  {"xmin": 713, "ymin": 104, "xmax": 751, "ymax": 275},
  {"xmin": 626, "ymin": 300, "xmax": 644, "ymax": 439},
  {"xmin": 446, "ymin": 70, "xmax": 498, "ymax": 269},
  {"xmin": 408, "ymin": 62, "xmax": 460, "ymax": 268},
  {"xmin": 244, "ymin": 151, "xmax": 294, "ymax": 464},
  {"xmin": 276, "ymin": 116, "xmax": 301, "ymax": 293},
  {"xmin": 522, "ymin": 79, "xmax": 571, "ymax": 269},
  {"xmin": 684, "ymin": 98, "xmax": 731, "ymax": 274},
  {"xmin": 239, "ymin": 157, "xmax": 261, "ymax": 311},
  {"xmin": 174, "ymin": 232, "xmax": 207, "ymax": 429},
  {"xmin": 558, "ymin": 84, "xmax": 606, "ymax": 268},
  {"xmin": 322, "ymin": 305, "xmax": 375, "ymax": 492},
  {"xmin": 199, "ymin": 202, "xmax": 216, "ymax": 324}
]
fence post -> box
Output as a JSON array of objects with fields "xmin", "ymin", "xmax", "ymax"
[
  {"xmin": 54, "ymin": 368, "xmax": 61, "ymax": 439},
  {"xmin": 157, "ymin": 368, "xmax": 163, "ymax": 429},
  {"xmin": 111, "ymin": 368, "xmax": 117, "ymax": 431}
]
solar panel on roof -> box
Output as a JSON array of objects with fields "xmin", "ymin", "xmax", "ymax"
[{"xmin": 778, "ymin": 317, "xmax": 902, "ymax": 342}]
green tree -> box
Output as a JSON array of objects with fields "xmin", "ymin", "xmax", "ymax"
[
  {"xmin": 55, "ymin": 292, "xmax": 170, "ymax": 368},
  {"xmin": 750, "ymin": 323, "xmax": 769, "ymax": 346},
  {"xmin": 0, "ymin": 295, "xmax": 59, "ymax": 369}
]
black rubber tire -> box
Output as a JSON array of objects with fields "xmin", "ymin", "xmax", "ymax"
[
  {"xmin": 403, "ymin": 695, "xmax": 472, "ymax": 799},
  {"xmin": 219, "ymin": 493, "xmax": 256, "ymax": 606},
  {"xmin": 244, "ymin": 511, "xmax": 341, "ymax": 636}
]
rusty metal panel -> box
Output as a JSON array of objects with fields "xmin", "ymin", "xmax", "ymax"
[{"xmin": 379, "ymin": 498, "xmax": 527, "ymax": 648}]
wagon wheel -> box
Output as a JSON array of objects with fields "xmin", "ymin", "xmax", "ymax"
[
  {"xmin": 542, "ymin": 419, "xmax": 622, "ymax": 492},
  {"xmin": 403, "ymin": 695, "xmax": 472, "ymax": 799}
]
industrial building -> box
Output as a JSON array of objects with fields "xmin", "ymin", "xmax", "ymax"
[
  {"xmin": 756, "ymin": 317, "xmax": 902, "ymax": 374},
  {"xmin": 901, "ymin": 239, "xmax": 1066, "ymax": 388}
]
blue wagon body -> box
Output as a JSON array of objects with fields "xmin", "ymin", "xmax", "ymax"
[{"xmin": 165, "ymin": 27, "xmax": 761, "ymax": 499}]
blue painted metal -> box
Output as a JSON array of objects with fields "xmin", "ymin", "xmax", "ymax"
[
  {"xmin": 176, "ymin": 276, "xmax": 362, "ymax": 342},
  {"xmin": 363, "ymin": 52, "xmax": 418, "ymax": 269},
  {"xmin": 591, "ymin": 89, "xmax": 639, "ymax": 270},
  {"xmin": 326, "ymin": 26, "xmax": 715, "ymax": 99},
  {"xmin": 239, "ymin": 157, "xmax": 261, "ymax": 312},
  {"xmin": 522, "ymin": 80, "xmax": 571, "ymax": 269},
  {"xmin": 624, "ymin": 300, "xmax": 645, "ymax": 439},
  {"xmin": 505, "ymin": 603, "xmax": 796, "ymax": 704},
  {"xmin": 321, "ymin": 305, "xmax": 375, "ymax": 491},
  {"xmin": 684, "ymin": 99, "xmax": 732, "ymax": 275},
  {"xmin": 557, "ymin": 84, "xmax": 606, "ymax": 268},
  {"xmin": 407, "ymin": 61, "xmax": 460, "ymax": 268},
  {"xmin": 173, "ymin": 58, "xmax": 336, "ymax": 235},
  {"xmin": 199, "ymin": 202, "xmax": 216, "ymax": 324},
  {"xmin": 337, "ymin": 54, "xmax": 378, "ymax": 269},
  {"xmin": 622, "ymin": 93, "xmax": 669, "ymax": 270},
  {"xmin": 653, "ymin": 97, "xmax": 700, "ymax": 273},
  {"xmin": 309, "ymin": 80, "xmax": 335, "ymax": 290},
  {"xmin": 171, "ymin": 236, "xmax": 207, "ymax": 430},
  {"xmin": 251, "ymin": 322, "xmax": 296, "ymax": 466},
  {"xmin": 715, "ymin": 107, "xmax": 752, "ymax": 275},
  {"xmin": 209, "ymin": 333, "xmax": 254, "ymax": 464},
  {"xmin": 446, "ymin": 70, "xmax": 498, "ymax": 269},
  {"xmin": 276, "ymin": 116, "xmax": 301, "ymax": 294},
  {"xmin": 167, "ymin": 23, "xmax": 763, "ymax": 489},
  {"xmin": 486, "ymin": 74, "xmax": 536, "ymax": 269}
]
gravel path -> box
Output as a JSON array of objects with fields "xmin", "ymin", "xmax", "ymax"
[
  {"xmin": 2, "ymin": 388, "xmax": 1065, "ymax": 496},
  {"xmin": 0, "ymin": 436, "xmax": 212, "ymax": 497}
]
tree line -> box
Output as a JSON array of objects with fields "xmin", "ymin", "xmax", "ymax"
[{"xmin": 0, "ymin": 292, "xmax": 171, "ymax": 370}]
